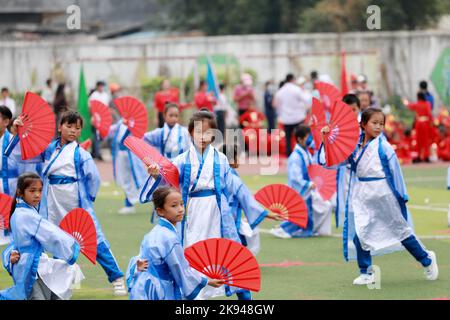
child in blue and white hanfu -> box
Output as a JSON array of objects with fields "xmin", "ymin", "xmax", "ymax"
[
  {"xmin": 140, "ymin": 111, "xmax": 277, "ymax": 299},
  {"xmin": 7, "ymin": 111, "xmax": 127, "ymax": 296},
  {"xmin": 126, "ymin": 186, "xmax": 223, "ymax": 300},
  {"xmin": 144, "ymin": 103, "xmax": 191, "ymax": 160},
  {"xmin": 319, "ymin": 108, "xmax": 439, "ymax": 285},
  {"xmin": 108, "ymin": 118, "xmax": 148, "ymax": 215},
  {"xmin": 270, "ymin": 125, "xmax": 317, "ymax": 239},
  {"xmin": 0, "ymin": 173, "xmax": 83, "ymax": 300}
]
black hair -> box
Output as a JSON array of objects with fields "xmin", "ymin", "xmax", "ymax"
[
  {"xmin": 188, "ymin": 110, "xmax": 217, "ymax": 134},
  {"xmin": 164, "ymin": 102, "xmax": 179, "ymax": 114},
  {"xmin": 46, "ymin": 78, "xmax": 52, "ymax": 86},
  {"xmin": 419, "ymin": 81, "xmax": 428, "ymax": 90},
  {"xmin": 360, "ymin": 108, "xmax": 385, "ymax": 127},
  {"xmin": 96, "ymin": 81, "xmax": 106, "ymax": 87},
  {"xmin": 219, "ymin": 83, "xmax": 226, "ymax": 91},
  {"xmin": 310, "ymin": 71, "xmax": 318, "ymax": 80},
  {"xmin": 285, "ymin": 74, "xmax": 295, "ymax": 82},
  {"xmin": 417, "ymin": 92, "xmax": 427, "ymax": 101},
  {"xmin": 294, "ymin": 124, "xmax": 311, "ymax": 140},
  {"xmin": 343, "ymin": 94, "xmax": 360, "ymax": 108},
  {"xmin": 278, "ymin": 80, "xmax": 286, "ymax": 89},
  {"xmin": 153, "ymin": 186, "xmax": 180, "ymax": 211},
  {"xmin": 199, "ymin": 80, "xmax": 206, "ymax": 88},
  {"xmin": 1, "ymin": 88, "xmax": 8, "ymax": 93},
  {"xmin": 9, "ymin": 172, "xmax": 43, "ymax": 226},
  {"xmin": 0, "ymin": 106, "xmax": 13, "ymax": 120},
  {"xmin": 60, "ymin": 110, "xmax": 84, "ymax": 127}
]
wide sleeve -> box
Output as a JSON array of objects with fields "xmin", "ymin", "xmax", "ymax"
[
  {"xmin": 287, "ymin": 154, "xmax": 312, "ymax": 197},
  {"xmin": 80, "ymin": 153, "xmax": 101, "ymax": 202},
  {"xmin": 143, "ymin": 129, "xmax": 161, "ymax": 148},
  {"xmin": 384, "ymin": 142, "xmax": 409, "ymax": 202},
  {"xmin": 225, "ymin": 170, "xmax": 267, "ymax": 229},
  {"xmin": 139, "ymin": 153, "xmax": 184, "ymax": 203},
  {"xmin": 2, "ymin": 242, "xmax": 17, "ymax": 276},
  {"xmin": 32, "ymin": 217, "xmax": 80, "ymax": 265},
  {"xmin": 4, "ymin": 135, "xmax": 45, "ymax": 165},
  {"xmin": 164, "ymin": 242, "xmax": 208, "ymax": 300},
  {"xmin": 317, "ymin": 142, "xmax": 350, "ymax": 169}
]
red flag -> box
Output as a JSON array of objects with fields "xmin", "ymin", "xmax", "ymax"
[{"xmin": 340, "ymin": 51, "xmax": 349, "ymax": 96}]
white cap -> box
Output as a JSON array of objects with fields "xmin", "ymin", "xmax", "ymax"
[{"xmin": 296, "ymin": 76, "xmax": 307, "ymax": 86}]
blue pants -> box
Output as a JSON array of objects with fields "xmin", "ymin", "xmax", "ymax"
[
  {"xmin": 237, "ymin": 290, "xmax": 252, "ymax": 300},
  {"xmin": 97, "ymin": 242, "xmax": 124, "ymax": 283},
  {"xmin": 353, "ymin": 234, "xmax": 432, "ymax": 274},
  {"xmin": 124, "ymin": 197, "xmax": 133, "ymax": 207}
]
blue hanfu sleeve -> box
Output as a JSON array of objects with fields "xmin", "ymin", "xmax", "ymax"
[
  {"xmin": 143, "ymin": 129, "xmax": 162, "ymax": 148},
  {"xmin": 33, "ymin": 217, "xmax": 80, "ymax": 265},
  {"xmin": 383, "ymin": 142, "xmax": 409, "ymax": 202},
  {"xmin": 226, "ymin": 171, "xmax": 268, "ymax": 229},
  {"xmin": 164, "ymin": 243, "xmax": 208, "ymax": 300},
  {"xmin": 2, "ymin": 242, "xmax": 17, "ymax": 276},
  {"xmin": 80, "ymin": 152, "xmax": 101, "ymax": 202},
  {"xmin": 287, "ymin": 153, "xmax": 312, "ymax": 197}
]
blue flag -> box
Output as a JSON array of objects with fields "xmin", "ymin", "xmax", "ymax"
[{"xmin": 206, "ymin": 58, "xmax": 220, "ymax": 99}]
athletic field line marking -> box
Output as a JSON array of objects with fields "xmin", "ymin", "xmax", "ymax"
[
  {"xmin": 259, "ymin": 229, "xmax": 450, "ymax": 239},
  {"xmin": 408, "ymin": 205, "xmax": 448, "ymax": 212},
  {"xmin": 405, "ymin": 177, "xmax": 445, "ymax": 182}
]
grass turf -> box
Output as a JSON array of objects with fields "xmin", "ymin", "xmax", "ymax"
[{"xmin": 0, "ymin": 166, "xmax": 449, "ymax": 300}]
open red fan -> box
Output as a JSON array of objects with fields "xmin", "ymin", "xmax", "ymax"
[
  {"xmin": 18, "ymin": 92, "xmax": 56, "ymax": 160},
  {"xmin": 0, "ymin": 193, "xmax": 13, "ymax": 230},
  {"xmin": 255, "ymin": 184, "xmax": 308, "ymax": 228},
  {"xmin": 309, "ymin": 97, "xmax": 327, "ymax": 149},
  {"xmin": 124, "ymin": 136, "xmax": 180, "ymax": 190},
  {"xmin": 307, "ymin": 165, "xmax": 337, "ymax": 201},
  {"xmin": 59, "ymin": 208, "xmax": 97, "ymax": 265},
  {"xmin": 114, "ymin": 96, "xmax": 148, "ymax": 138},
  {"xmin": 315, "ymin": 82, "xmax": 341, "ymax": 113},
  {"xmin": 79, "ymin": 139, "xmax": 92, "ymax": 151},
  {"xmin": 185, "ymin": 238, "xmax": 261, "ymax": 292},
  {"xmin": 89, "ymin": 100, "xmax": 112, "ymax": 139},
  {"xmin": 323, "ymin": 100, "xmax": 359, "ymax": 167}
]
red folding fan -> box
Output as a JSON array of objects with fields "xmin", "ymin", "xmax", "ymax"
[
  {"xmin": 309, "ymin": 97, "xmax": 327, "ymax": 149},
  {"xmin": 124, "ymin": 136, "xmax": 180, "ymax": 190},
  {"xmin": 185, "ymin": 238, "xmax": 261, "ymax": 292},
  {"xmin": 59, "ymin": 208, "xmax": 97, "ymax": 265},
  {"xmin": 307, "ymin": 165, "xmax": 337, "ymax": 201},
  {"xmin": 0, "ymin": 193, "xmax": 13, "ymax": 230},
  {"xmin": 89, "ymin": 100, "xmax": 112, "ymax": 139},
  {"xmin": 255, "ymin": 184, "xmax": 308, "ymax": 228},
  {"xmin": 323, "ymin": 100, "xmax": 359, "ymax": 167},
  {"xmin": 315, "ymin": 82, "xmax": 341, "ymax": 113},
  {"xmin": 18, "ymin": 92, "xmax": 56, "ymax": 160},
  {"xmin": 79, "ymin": 139, "xmax": 92, "ymax": 151},
  {"xmin": 114, "ymin": 96, "xmax": 148, "ymax": 138}
]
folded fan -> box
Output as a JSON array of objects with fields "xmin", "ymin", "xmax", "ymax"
[
  {"xmin": 0, "ymin": 193, "xmax": 13, "ymax": 230},
  {"xmin": 114, "ymin": 96, "xmax": 148, "ymax": 138},
  {"xmin": 124, "ymin": 136, "xmax": 180, "ymax": 190},
  {"xmin": 59, "ymin": 208, "xmax": 97, "ymax": 265},
  {"xmin": 185, "ymin": 238, "xmax": 261, "ymax": 292},
  {"xmin": 17, "ymin": 92, "xmax": 56, "ymax": 160},
  {"xmin": 255, "ymin": 184, "xmax": 308, "ymax": 228}
]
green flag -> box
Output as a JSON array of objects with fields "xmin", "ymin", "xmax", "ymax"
[{"xmin": 77, "ymin": 66, "xmax": 92, "ymax": 141}]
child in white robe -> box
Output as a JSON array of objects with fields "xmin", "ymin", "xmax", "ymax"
[
  {"xmin": 140, "ymin": 111, "xmax": 277, "ymax": 299},
  {"xmin": 320, "ymin": 108, "xmax": 439, "ymax": 285},
  {"xmin": 127, "ymin": 186, "xmax": 223, "ymax": 300},
  {"xmin": 0, "ymin": 173, "xmax": 83, "ymax": 300}
]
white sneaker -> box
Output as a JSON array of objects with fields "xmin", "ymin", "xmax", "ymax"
[
  {"xmin": 269, "ymin": 227, "xmax": 292, "ymax": 239},
  {"xmin": 118, "ymin": 206, "xmax": 136, "ymax": 215},
  {"xmin": 352, "ymin": 273, "xmax": 375, "ymax": 285},
  {"xmin": 424, "ymin": 251, "xmax": 439, "ymax": 281},
  {"xmin": 112, "ymin": 277, "xmax": 128, "ymax": 296}
]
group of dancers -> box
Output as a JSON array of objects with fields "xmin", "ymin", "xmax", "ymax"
[{"xmin": 0, "ymin": 90, "xmax": 440, "ymax": 300}]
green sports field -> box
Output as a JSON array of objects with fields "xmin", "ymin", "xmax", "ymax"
[{"xmin": 0, "ymin": 165, "xmax": 449, "ymax": 300}]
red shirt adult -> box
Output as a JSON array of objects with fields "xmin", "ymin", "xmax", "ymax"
[
  {"xmin": 194, "ymin": 91, "xmax": 216, "ymax": 112},
  {"xmin": 154, "ymin": 88, "xmax": 180, "ymax": 113},
  {"xmin": 408, "ymin": 100, "xmax": 433, "ymax": 160}
]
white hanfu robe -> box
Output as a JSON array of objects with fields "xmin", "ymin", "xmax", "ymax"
[
  {"xmin": 144, "ymin": 123, "xmax": 191, "ymax": 160},
  {"xmin": 109, "ymin": 122, "xmax": 147, "ymax": 205},
  {"xmin": 140, "ymin": 144, "xmax": 244, "ymax": 299},
  {"xmin": 319, "ymin": 134, "xmax": 415, "ymax": 258},
  {"xmin": 126, "ymin": 218, "xmax": 207, "ymax": 300},
  {"xmin": 0, "ymin": 200, "xmax": 81, "ymax": 300}
]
